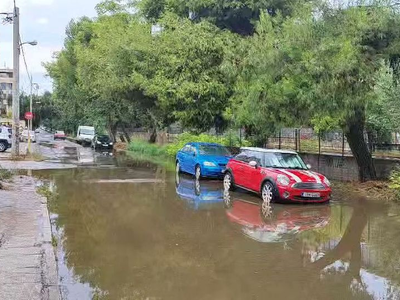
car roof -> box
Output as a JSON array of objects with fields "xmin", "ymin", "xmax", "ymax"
[
  {"xmin": 188, "ymin": 142, "xmax": 223, "ymax": 146},
  {"xmin": 240, "ymin": 147, "xmax": 297, "ymax": 154}
]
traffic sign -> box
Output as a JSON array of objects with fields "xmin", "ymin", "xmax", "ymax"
[{"xmin": 25, "ymin": 112, "xmax": 34, "ymax": 120}]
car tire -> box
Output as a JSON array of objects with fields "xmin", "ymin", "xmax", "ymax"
[
  {"xmin": 223, "ymin": 190, "xmax": 233, "ymax": 209},
  {"xmin": 176, "ymin": 161, "xmax": 181, "ymax": 174},
  {"xmin": 195, "ymin": 165, "xmax": 202, "ymax": 181},
  {"xmin": 223, "ymin": 172, "xmax": 235, "ymax": 191},
  {"xmin": 261, "ymin": 181, "xmax": 276, "ymax": 208},
  {"xmin": 0, "ymin": 141, "xmax": 7, "ymax": 153}
]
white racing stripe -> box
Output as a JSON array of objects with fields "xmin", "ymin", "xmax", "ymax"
[
  {"xmin": 305, "ymin": 171, "xmax": 322, "ymax": 183},
  {"xmin": 279, "ymin": 169, "xmax": 302, "ymax": 183}
]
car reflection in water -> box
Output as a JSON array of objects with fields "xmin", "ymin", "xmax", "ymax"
[
  {"xmin": 175, "ymin": 173, "xmax": 225, "ymax": 210},
  {"xmin": 224, "ymin": 191, "xmax": 331, "ymax": 243}
]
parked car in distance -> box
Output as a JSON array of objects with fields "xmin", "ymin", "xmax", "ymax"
[
  {"xmin": 77, "ymin": 126, "xmax": 95, "ymax": 146},
  {"xmin": 20, "ymin": 130, "xmax": 36, "ymax": 143},
  {"xmin": 91, "ymin": 135, "xmax": 113, "ymax": 151},
  {"xmin": 0, "ymin": 126, "xmax": 12, "ymax": 152},
  {"xmin": 54, "ymin": 130, "xmax": 67, "ymax": 140},
  {"xmin": 176, "ymin": 142, "xmax": 232, "ymax": 180},
  {"xmin": 224, "ymin": 147, "xmax": 332, "ymax": 204},
  {"xmin": 35, "ymin": 129, "xmax": 54, "ymax": 144}
]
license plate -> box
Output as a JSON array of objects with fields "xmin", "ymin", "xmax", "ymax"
[
  {"xmin": 103, "ymin": 144, "xmax": 108, "ymax": 147},
  {"xmin": 302, "ymin": 192, "xmax": 320, "ymax": 198}
]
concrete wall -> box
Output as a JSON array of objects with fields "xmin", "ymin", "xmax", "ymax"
[{"xmin": 300, "ymin": 152, "xmax": 400, "ymax": 181}]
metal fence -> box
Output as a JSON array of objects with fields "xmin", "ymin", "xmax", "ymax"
[{"xmin": 267, "ymin": 128, "xmax": 400, "ymax": 158}]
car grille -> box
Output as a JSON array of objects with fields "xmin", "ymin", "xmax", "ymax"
[
  {"xmin": 293, "ymin": 183, "xmax": 326, "ymax": 190},
  {"xmin": 218, "ymin": 163, "xmax": 226, "ymax": 167}
]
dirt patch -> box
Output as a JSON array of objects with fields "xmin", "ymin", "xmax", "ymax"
[
  {"xmin": 114, "ymin": 142, "xmax": 127, "ymax": 152},
  {"xmin": 333, "ymin": 180, "xmax": 397, "ymax": 202}
]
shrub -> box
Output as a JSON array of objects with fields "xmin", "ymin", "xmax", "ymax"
[
  {"xmin": 128, "ymin": 139, "xmax": 168, "ymax": 157},
  {"xmin": 0, "ymin": 167, "xmax": 13, "ymax": 181},
  {"xmin": 165, "ymin": 133, "xmax": 251, "ymax": 157},
  {"xmin": 389, "ymin": 168, "xmax": 400, "ymax": 201}
]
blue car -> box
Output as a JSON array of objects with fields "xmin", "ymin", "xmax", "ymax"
[{"xmin": 176, "ymin": 142, "xmax": 232, "ymax": 180}]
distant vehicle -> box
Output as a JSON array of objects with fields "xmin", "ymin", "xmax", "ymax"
[
  {"xmin": 224, "ymin": 147, "xmax": 332, "ymax": 204},
  {"xmin": 54, "ymin": 130, "xmax": 67, "ymax": 140},
  {"xmin": 91, "ymin": 135, "xmax": 113, "ymax": 151},
  {"xmin": 176, "ymin": 142, "xmax": 232, "ymax": 180},
  {"xmin": 0, "ymin": 126, "xmax": 12, "ymax": 152},
  {"xmin": 77, "ymin": 126, "xmax": 95, "ymax": 146},
  {"xmin": 35, "ymin": 129, "xmax": 54, "ymax": 144},
  {"xmin": 175, "ymin": 173, "xmax": 224, "ymax": 210},
  {"xmin": 20, "ymin": 130, "xmax": 36, "ymax": 143}
]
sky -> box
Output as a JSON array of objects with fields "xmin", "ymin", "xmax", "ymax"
[{"xmin": 0, "ymin": 0, "xmax": 99, "ymax": 94}]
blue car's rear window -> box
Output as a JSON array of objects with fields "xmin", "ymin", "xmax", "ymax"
[{"xmin": 199, "ymin": 145, "xmax": 230, "ymax": 156}]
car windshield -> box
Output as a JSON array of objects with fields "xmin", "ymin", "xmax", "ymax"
[
  {"xmin": 98, "ymin": 135, "xmax": 111, "ymax": 142},
  {"xmin": 199, "ymin": 145, "xmax": 230, "ymax": 156},
  {"xmin": 81, "ymin": 129, "xmax": 94, "ymax": 135},
  {"xmin": 264, "ymin": 152, "xmax": 308, "ymax": 170}
]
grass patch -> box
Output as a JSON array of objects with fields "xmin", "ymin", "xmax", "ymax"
[
  {"xmin": 36, "ymin": 184, "xmax": 59, "ymax": 211},
  {"xmin": 0, "ymin": 167, "xmax": 13, "ymax": 181},
  {"xmin": 51, "ymin": 235, "xmax": 58, "ymax": 247}
]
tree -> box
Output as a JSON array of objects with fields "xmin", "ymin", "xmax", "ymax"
[
  {"xmin": 141, "ymin": 14, "xmax": 234, "ymax": 133},
  {"xmin": 230, "ymin": 5, "xmax": 400, "ymax": 181},
  {"xmin": 138, "ymin": 0, "xmax": 309, "ymax": 35}
]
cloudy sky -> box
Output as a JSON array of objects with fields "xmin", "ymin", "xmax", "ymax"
[{"xmin": 0, "ymin": 0, "xmax": 99, "ymax": 93}]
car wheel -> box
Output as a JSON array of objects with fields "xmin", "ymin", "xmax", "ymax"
[
  {"xmin": 223, "ymin": 190, "xmax": 233, "ymax": 209},
  {"xmin": 195, "ymin": 165, "xmax": 201, "ymax": 180},
  {"xmin": 261, "ymin": 181, "xmax": 276, "ymax": 208},
  {"xmin": 0, "ymin": 142, "xmax": 6, "ymax": 152},
  {"xmin": 223, "ymin": 172, "xmax": 235, "ymax": 191}
]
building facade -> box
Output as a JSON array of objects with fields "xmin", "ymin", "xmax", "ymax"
[{"xmin": 0, "ymin": 69, "xmax": 13, "ymax": 124}]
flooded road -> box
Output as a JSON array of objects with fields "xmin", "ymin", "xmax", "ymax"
[{"xmin": 35, "ymin": 163, "xmax": 400, "ymax": 300}]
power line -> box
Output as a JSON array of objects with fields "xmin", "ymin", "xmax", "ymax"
[{"xmin": 20, "ymin": 35, "xmax": 33, "ymax": 88}]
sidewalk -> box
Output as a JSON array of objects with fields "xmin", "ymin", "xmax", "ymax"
[{"xmin": 0, "ymin": 177, "xmax": 59, "ymax": 300}]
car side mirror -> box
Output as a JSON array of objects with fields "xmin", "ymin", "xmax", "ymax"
[
  {"xmin": 249, "ymin": 161, "xmax": 258, "ymax": 168},
  {"xmin": 306, "ymin": 164, "xmax": 312, "ymax": 169}
]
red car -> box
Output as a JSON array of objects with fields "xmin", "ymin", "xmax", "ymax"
[
  {"xmin": 223, "ymin": 147, "xmax": 332, "ymax": 204},
  {"xmin": 54, "ymin": 130, "xmax": 66, "ymax": 140}
]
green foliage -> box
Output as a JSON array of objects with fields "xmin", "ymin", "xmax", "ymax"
[
  {"xmin": 389, "ymin": 169, "xmax": 400, "ymax": 202},
  {"xmin": 0, "ymin": 168, "xmax": 13, "ymax": 181},
  {"xmin": 165, "ymin": 132, "xmax": 250, "ymax": 156},
  {"xmin": 128, "ymin": 139, "xmax": 168, "ymax": 157}
]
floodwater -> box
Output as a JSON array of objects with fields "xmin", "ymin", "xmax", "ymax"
[{"xmin": 35, "ymin": 161, "xmax": 400, "ymax": 300}]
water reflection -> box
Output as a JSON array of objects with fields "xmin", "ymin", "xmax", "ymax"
[
  {"xmin": 223, "ymin": 191, "xmax": 330, "ymax": 243},
  {"xmin": 37, "ymin": 166, "xmax": 400, "ymax": 300},
  {"xmin": 175, "ymin": 173, "xmax": 224, "ymax": 210}
]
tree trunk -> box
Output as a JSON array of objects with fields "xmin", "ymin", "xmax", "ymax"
[
  {"xmin": 149, "ymin": 127, "xmax": 157, "ymax": 144},
  {"xmin": 108, "ymin": 123, "xmax": 117, "ymax": 143},
  {"xmin": 122, "ymin": 126, "xmax": 131, "ymax": 143},
  {"xmin": 344, "ymin": 107, "xmax": 377, "ymax": 182}
]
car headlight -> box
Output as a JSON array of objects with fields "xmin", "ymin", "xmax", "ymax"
[
  {"xmin": 277, "ymin": 174, "xmax": 290, "ymax": 186},
  {"xmin": 323, "ymin": 177, "xmax": 331, "ymax": 187},
  {"xmin": 97, "ymin": 141, "xmax": 101, "ymax": 144},
  {"xmin": 203, "ymin": 161, "xmax": 216, "ymax": 167},
  {"xmin": 109, "ymin": 142, "xmax": 113, "ymax": 145}
]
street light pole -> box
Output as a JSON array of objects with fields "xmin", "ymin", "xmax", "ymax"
[{"xmin": 11, "ymin": 7, "xmax": 20, "ymax": 157}]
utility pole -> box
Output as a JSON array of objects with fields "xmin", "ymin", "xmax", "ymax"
[{"xmin": 11, "ymin": 7, "xmax": 20, "ymax": 157}]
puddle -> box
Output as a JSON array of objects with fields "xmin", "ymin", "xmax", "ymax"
[{"xmin": 35, "ymin": 167, "xmax": 400, "ymax": 300}]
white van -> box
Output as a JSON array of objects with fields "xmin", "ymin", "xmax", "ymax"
[{"xmin": 77, "ymin": 126, "xmax": 95, "ymax": 146}]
